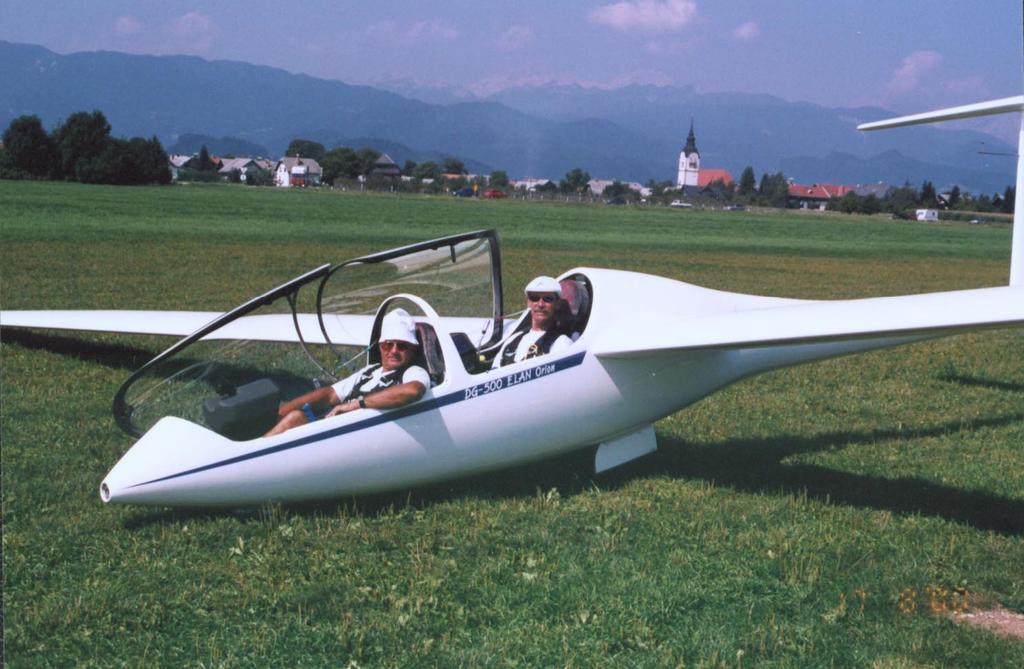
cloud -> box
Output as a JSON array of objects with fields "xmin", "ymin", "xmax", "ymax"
[
  {"xmin": 589, "ymin": 0, "xmax": 698, "ymax": 33},
  {"xmin": 732, "ymin": 21, "xmax": 759, "ymax": 40},
  {"xmin": 115, "ymin": 16, "xmax": 142, "ymax": 35},
  {"xmin": 368, "ymin": 19, "xmax": 458, "ymax": 42},
  {"xmin": 167, "ymin": 11, "xmax": 220, "ymax": 54},
  {"xmin": 407, "ymin": 19, "xmax": 458, "ymax": 41},
  {"xmin": 644, "ymin": 39, "xmax": 697, "ymax": 56},
  {"xmin": 887, "ymin": 50, "xmax": 942, "ymax": 95},
  {"xmin": 497, "ymin": 25, "xmax": 535, "ymax": 52},
  {"xmin": 942, "ymin": 75, "xmax": 988, "ymax": 97}
]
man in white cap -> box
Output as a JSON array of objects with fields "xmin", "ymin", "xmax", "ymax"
[
  {"xmin": 265, "ymin": 308, "xmax": 430, "ymax": 435},
  {"xmin": 492, "ymin": 275, "xmax": 572, "ymax": 368}
]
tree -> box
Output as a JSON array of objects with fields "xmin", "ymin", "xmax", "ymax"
[
  {"xmin": 919, "ymin": 180, "xmax": 936, "ymax": 206},
  {"xmin": 1002, "ymin": 186, "xmax": 1015, "ymax": 214},
  {"xmin": 196, "ymin": 145, "xmax": 215, "ymax": 171},
  {"xmin": 489, "ymin": 170, "xmax": 510, "ymax": 189},
  {"xmin": 412, "ymin": 161, "xmax": 440, "ymax": 180},
  {"xmin": 832, "ymin": 192, "xmax": 882, "ymax": 215},
  {"xmin": 706, "ymin": 178, "xmax": 736, "ymax": 201},
  {"xmin": 948, "ymin": 185, "xmax": 961, "ymax": 208},
  {"xmin": 738, "ymin": 166, "xmax": 757, "ymax": 197},
  {"xmin": 602, "ymin": 181, "xmax": 636, "ymax": 201},
  {"xmin": 442, "ymin": 157, "xmax": 466, "ymax": 175},
  {"xmin": 245, "ymin": 167, "xmax": 274, "ymax": 187},
  {"xmin": 559, "ymin": 167, "xmax": 591, "ymax": 194},
  {"xmin": 76, "ymin": 136, "xmax": 171, "ymax": 185},
  {"xmin": 644, "ymin": 179, "xmax": 674, "ymax": 198},
  {"xmin": 757, "ymin": 172, "xmax": 789, "ymax": 208},
  {"xmin": 322, "ymin": 146, "xmax": 361, "ymax": 182},
  {"xmin": 1, "ymin": 115, "xmax": 58, "ymax": 178},
  {"xmin": 53, "ymin": 110, "xmax": 112, "ymax": 180},
  {"xmin": 355, "ymin": 147, "xmax": 380, "ymax": 177},
  {"xmin": 285, "ymin": 139, "xmax": 326, "ymax": 163},
  {"xmin": 402, "ymin": 160, "xmax": 417, "ymax": 176},
  {"xmin": 885, "ymin": 181, "xmax": 919, "ymax": 214}
]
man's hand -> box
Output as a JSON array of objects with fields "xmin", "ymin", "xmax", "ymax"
[{"xmin": 326, "ymin": 399, "xmax": 360, "ymax": 417}]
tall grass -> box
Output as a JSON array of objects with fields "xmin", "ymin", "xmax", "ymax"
[{"xmin": 2, "ymin": 181, "xmax": 1022, "ymax": 666}]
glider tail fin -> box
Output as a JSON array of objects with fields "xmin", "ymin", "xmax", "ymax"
[{"xmin": 858, "ymin": 95, "xmax": 1024, "ymax": 286}]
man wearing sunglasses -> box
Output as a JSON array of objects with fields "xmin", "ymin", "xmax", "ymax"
[
  {"xmin": 492, "ymin": 276, "xmax": 572, "ymax": 368},
  {"xmin": 266, "ymin": 309, "xmax": 430, "ymax": 435}
]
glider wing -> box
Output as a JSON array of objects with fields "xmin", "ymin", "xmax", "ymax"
[
  {"xmin": 593, "ymin": 286, "xmax": 1024, "ymax": 358},
  {"xmin": 0, "ymin": 310, "xmax": 375, "ymax": 346}
]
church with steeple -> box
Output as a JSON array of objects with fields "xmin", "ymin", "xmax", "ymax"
[
  {"xmin": 675, "ymin": 121, "xmax": 733, "ymax": 195},
  {"xmin": 676, "ymin": 120, "xmax": 700, "ymax": 189}
]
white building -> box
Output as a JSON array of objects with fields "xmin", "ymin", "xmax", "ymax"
[
  {"xmin": 274, "ymin": 156, "xmax": 323, "ymax": 188},
  {"xmin": 676, "ymin": 121, "xmax": 700, "ymax": 189}
]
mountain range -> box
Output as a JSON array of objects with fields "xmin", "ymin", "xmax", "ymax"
[{"xmin": 1, "ymin": 41, "xmax": 1015, "ymax": 193}]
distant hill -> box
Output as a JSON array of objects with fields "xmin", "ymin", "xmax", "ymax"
[
  {"xmin": 480, "ymin": 84, "xmax": 1016, "ymax": 193},
  {"xmin": 1, "ymin": 41, "xmax": 1015, "ymax": 193}
]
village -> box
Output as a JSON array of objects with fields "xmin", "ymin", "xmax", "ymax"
[
  {"xmin": 1, "ymin": 107, "xmax": 1013, "ymax": 219},
  {"xmin": 166, "ymin": 121, "xmax": 1014, "ymax": 220}
]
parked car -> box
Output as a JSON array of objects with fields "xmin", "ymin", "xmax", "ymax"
[
  {"xmin": 452, "ymin": 187, "xmax": 475, "ymax": 197},
  {"xmin": 605, "ymin": 197, "xmax": 627, "ymax": 205},
  {"xmin": 483, "ymin": 189, "xmax": 507, "ymax": 199},
  {"xmin": 723, "ymin": 204, "xmax": 746, "ymax": 211},
  {"xmin": 669, "ymin": 200, "xmax": 693, "ymax": 208}
]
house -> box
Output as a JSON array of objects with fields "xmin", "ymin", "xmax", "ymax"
[
  {"xmin": 588, "ymin": 179, "xmax": 651, "ymax": 197},
  {"xmin": 218, "ymin": 157, "xmax": 273, "ymax": 182},
  {"xmin": 369, "ymin": 153, "xmax": 401, "ymax": 178},
  {"xmin": 512, "ymin": 178, "xmax": 553, "ymax": 191},
  {"xmin": 787, "ymin": 183, "xmax": 855, "ymax": 210},
  {"xmin": 853, "ymin": 182, "xmax": 893, "ymax": 198},
  {"xmin": 274, "ymin": 156, "xmax": 323, "ymax": 187},
  {"xmin": 168, "ymin": 154, "xmax": 193, "ymax": 180}
]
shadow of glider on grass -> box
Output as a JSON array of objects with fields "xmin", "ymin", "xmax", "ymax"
[{"xmin": 2, "ymin": 99, "xmax": 1024, "ymax": 507}]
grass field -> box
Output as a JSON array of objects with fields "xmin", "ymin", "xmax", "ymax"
[{"xmin": 2, "ymin": 180, "xmax": 1023, "ymax": 667}]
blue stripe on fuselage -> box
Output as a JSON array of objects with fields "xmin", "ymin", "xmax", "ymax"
[{"xmin": 129, "ymin": 351, "xmax": 586, "ymax": 489}]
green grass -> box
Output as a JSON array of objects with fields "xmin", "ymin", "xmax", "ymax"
[{"xmin": 2, "ymin": 180, "xmax": 1023, "ymax": 666}]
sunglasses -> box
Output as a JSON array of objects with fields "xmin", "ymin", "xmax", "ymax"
[
  {"xmin": 380, "ymin": 340, "xmax": 413, "ymax": 352},
  {"xmin": 527, "ymin": 293, "xmax": 557, "ymax": 303}
]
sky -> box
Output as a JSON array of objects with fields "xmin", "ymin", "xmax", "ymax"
[{"xmin": 3, "ymin": 1, "xmax": 1022, "ymax": 137}]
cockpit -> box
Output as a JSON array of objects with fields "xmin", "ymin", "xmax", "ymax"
[{"xmin": 112, "ymin": 230, "xmax": 591, "ymax": 441}]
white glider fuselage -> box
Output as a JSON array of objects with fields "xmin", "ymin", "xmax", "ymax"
[{"xmin": 98, "ymin": 267, "xmax": 973, "ymax": 507}]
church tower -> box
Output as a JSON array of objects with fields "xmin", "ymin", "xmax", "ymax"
[{"xmin": 676, "ymin": 120, "xmax": 700, "ymax": 189}]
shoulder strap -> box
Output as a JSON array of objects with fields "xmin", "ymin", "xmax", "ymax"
[
  {"xmin": 343, "ymin": 363, "xmax": 381, "ymax": 401},
  {"xmin": 499, "ymin": 331, "xmax": 524, "ymax": 367},
  {"xmin": 524, "ymin": 329, "xmax": 561, "ymax": 360}
]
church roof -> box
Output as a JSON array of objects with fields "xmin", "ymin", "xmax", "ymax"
[{"xmin": 698, "ymin": 169, "xmax": 733, "ymax": 187}]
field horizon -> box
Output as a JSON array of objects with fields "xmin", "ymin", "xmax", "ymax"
[{"xmin": 2, "ymin": 180, "xmax": 1022, "ymax": 666}]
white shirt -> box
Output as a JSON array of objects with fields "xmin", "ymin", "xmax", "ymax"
[
  {"xmin": 492, "ymin": 329, "xmax": 571, "ymax": 369},
  {"xmin": 331, "ymin": 364, "xmax": 430, "ymax": 401}
]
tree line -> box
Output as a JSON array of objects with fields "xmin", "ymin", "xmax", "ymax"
[
  {"xmin": 2, "ymin": 113, "xmax": 1014, "ymax": 214},
  {"xmin": 1, "ymin": 111, "xmax": 171, "ymax": 185}
]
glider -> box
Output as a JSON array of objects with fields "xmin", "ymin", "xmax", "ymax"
[{"xmin": 2, "ymin": 99, "xmax": 1023, "ymax": 507}]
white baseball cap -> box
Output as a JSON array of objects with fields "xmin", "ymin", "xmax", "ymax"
[
  {"xmin": 524, "ymin": 275, "xmax": 561, "ymax": 294},
  {"xmin": 379, "ymin": 308, "xmax": 419, "ymax": 345}
]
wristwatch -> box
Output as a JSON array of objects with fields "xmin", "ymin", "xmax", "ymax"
[{"xmin": 358, "ymin": 397, "xmax": 367, "ymax": 409}]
